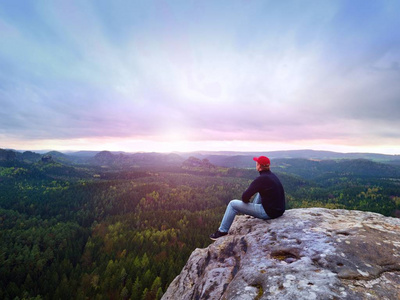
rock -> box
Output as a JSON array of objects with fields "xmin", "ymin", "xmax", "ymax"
[
  {"xmin": 162, "ymin": 208, "xmax": 400, "ymax": 300},
  {"xmin": 182, "ymin": 157, "xmax": 216, "ymax": 169},
  {"xmin": 41, "ymin": 154, "xmax": 53, "ymax": 163}
]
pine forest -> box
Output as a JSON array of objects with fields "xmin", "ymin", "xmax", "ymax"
[{"xmin": 1, "ymin": 149, "xmax": 400, "ymax": 299}]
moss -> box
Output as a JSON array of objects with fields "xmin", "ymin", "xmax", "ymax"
[{"xmin": 252, "ymin": 284, "xmax": 263, "ymax": 300}]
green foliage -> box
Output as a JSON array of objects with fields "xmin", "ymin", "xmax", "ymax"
[{"xmin": 0, "ymin": 157, "xmax": 399, "ymax": 299}]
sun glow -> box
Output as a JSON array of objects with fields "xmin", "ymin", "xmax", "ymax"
[{"xmin": 3, "ymin": 135, "xmax": 399, "ymax": 155}]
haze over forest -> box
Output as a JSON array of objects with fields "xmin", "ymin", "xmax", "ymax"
[{"xmin": 1, "ymin": 145, "xmax": 400, "ymax": 299}]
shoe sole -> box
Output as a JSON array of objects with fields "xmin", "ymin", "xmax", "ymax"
[{"xmin": 209, "ymin": 235, "xmax": 227, "ymax": 241}]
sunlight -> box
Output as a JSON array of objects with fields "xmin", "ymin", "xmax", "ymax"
[{"xmin": 3, "ymin": 135, "xmax": 400, "ymax": 155}]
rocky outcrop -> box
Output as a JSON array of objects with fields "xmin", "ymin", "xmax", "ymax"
[
  {"xmin": 162, "ymin": 208, "xmax": 400, "ymax": 300},
  {"xmin": 182, "ymin": 157, "xmax": 216, "ymax": 169}
]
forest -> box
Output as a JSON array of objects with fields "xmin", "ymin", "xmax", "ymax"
[{"xmin": 1, "ymin": 149, "xmax": 400, "ymax": 299}]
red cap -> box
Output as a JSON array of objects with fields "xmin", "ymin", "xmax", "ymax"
[{"xmin": 253, "ymin": 156, "xmax": 270, "ymax": 166}]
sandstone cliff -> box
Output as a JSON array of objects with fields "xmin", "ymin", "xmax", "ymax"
[{"xmin": 162, "ymin": 208, "xmax": 400, "ymax": 300}]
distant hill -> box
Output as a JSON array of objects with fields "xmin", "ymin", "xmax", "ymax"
[
  {"xmin": 63, "ymin": 149, "xmax": 400, "ymax": 163},
  {"xmin": 88, "ymin": 151, "xmax": 184, "ymax": 167},
  {"xmin": 93, "ymin": 150, "xmax": 116, "ymax": 165},
  {"xmin": 67, "ymin": 150, "xmax": 125, "ymax": 157},
  {"xmin": 43, "ymin": 151, "xmax": 71, "ymax": 163},
  {"xmin": 130, "ymin": 152, "xmax": 184, "ymax": 167},
  {"xmin": 184, "ymin": 150, "xmax": 400, "ymax": 168},
  {"xmin": 0, "ymin": 149, "xmax": 17, "ymax": 161},
  {"xmin": 13, "ymin": 151, "xmax": 41, "ymax": 163},
  {"xmin": 2, "ymin": 148, "xmax": 400, "ymax": 169},
  {"xmin": 0, "ymin": 149, "xmax": 41, "ymax": 164},
  {"xmin": 271, "ymin": 158, "xmax": 400, "ymax": 180}
]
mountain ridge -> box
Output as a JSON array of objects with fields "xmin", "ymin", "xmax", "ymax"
[{"xmin": 3, "ymin": 148, "xmax": 400, "ymax": 162}]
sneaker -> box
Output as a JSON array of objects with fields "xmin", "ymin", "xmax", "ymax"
[{"xmin": 209, "ymin": 230, "xmax": 228, "ymax": 240}]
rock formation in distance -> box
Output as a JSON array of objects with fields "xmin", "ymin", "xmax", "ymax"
[{"xmin": 162, "ymin": 208, "xmax": 400, "ymax": 300}]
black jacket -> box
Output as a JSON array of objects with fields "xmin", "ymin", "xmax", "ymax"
[{"xmin": 242, "ymin": 170, "xmax": 285, "ymax": 218}]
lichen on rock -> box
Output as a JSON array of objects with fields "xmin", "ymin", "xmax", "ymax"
[{"xmin": 162, "ymin": 208, "xmax": 400, "ymax": 300}]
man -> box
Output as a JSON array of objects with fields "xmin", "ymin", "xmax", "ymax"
[{"xmin": 210, "ymin": 156, "xmax": 285, "ymax": 240}]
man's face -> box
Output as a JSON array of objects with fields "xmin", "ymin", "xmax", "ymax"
[{"xmin": 256, "ymin": 162, "xmax": 261, "ymax": 171}]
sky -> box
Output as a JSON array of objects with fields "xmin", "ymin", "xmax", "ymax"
[{"xmin": 1, "ymin": 0, "xmax": 400, "ymax": 154}]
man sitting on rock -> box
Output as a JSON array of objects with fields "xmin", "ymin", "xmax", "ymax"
[{"xmin": 210, "ymin": 156, "xmax": 285, "ymax": 240}]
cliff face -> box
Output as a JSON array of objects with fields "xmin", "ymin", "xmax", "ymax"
[{"xmin": 162, "ymin": 208, "xmax": 400, "ymax": 300}]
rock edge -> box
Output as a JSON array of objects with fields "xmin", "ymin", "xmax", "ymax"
[{"xmin": 162, "ymin": 208, "xmax": 400, "ymax": 300}]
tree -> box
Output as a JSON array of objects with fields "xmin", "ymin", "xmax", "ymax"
[
  {"xmin": 141, "ymin": 288, "xmax": 149, "ymax": 300},
  {"xmin": 120, "ymin": 286, "xmax": 129, "ymax": 300},
  {"xmin": 131, "ymin": 276, "xmax": 142, "ymax": 300}
]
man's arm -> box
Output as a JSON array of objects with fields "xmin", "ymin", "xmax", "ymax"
[{"xmin": 241, "ymin": 178, "xmax": 261, "ymax": 203}]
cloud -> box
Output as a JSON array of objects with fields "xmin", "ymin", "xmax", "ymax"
[{"xmin": 1, "ymin": 0, "xmax": 400, "ymax": 152}]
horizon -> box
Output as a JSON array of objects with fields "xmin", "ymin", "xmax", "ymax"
[
  {"xmin": 1, "ymin": 1, "xmax": 400, "ymax": 155},
  {"xmin": 4, "ymin": 147, "xmax": 399, "ymax": 157},
  {"xmin": 2, "ymin": 142, "xmax": 400, "ymax": 155}
]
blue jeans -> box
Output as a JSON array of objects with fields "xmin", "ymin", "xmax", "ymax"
[{"xmin": 219, "ymin": 193, "xmax": 271, "ymax": 233}]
